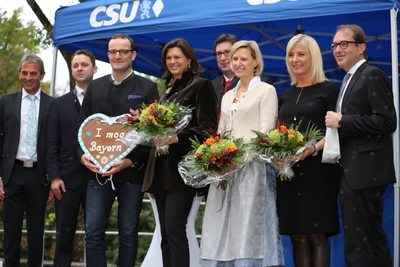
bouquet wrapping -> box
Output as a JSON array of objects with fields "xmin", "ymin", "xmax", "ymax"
[
  {"xmin": 178, "ymin": 132, "xmax": 248, "ymax": 189},
  {"xmin": 250, "ymin": 122, "xmax": 323, "ymax": 181},
  {"xmin": 121, "ymin": 100, "xmax": 193, "ymax": 156}
]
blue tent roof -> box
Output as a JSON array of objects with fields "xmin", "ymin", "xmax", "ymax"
[{"xmin": 53, "ymin": 0, "xmax": 400, "ymax": 92}]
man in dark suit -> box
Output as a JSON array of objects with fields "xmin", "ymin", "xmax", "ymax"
[
  {"xmin": 77, "ymin": 34, "xmax": 159, "ymax": 267},
  {"xmin": 46, "ymin": 49, "xmax": 98, "ymax": 266},
  {"xmin": 325, "ymin": 24, "xmax": 396, "ymax": 267},
  {"xmin": 0, "ymin": 54, "xmax": 53, "ymax": 267},
  {"xmin": 212, "ymin": 34, "xmax": 273, "ymax": 111}
]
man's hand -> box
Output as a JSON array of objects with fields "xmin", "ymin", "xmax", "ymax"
[
  {"xmin": 0, "ymin": 179, "xmax": 5, "ymax": 199},
  {"xmin": 81, "ymin": 154, "xmax": 101, "ymax": 174},
  {"xmin": 50, "ymin": 178, "xmax": 66, "ymax": 201},
  {"xmin": 102, "ymin": 158, "xmax": 133, "ymax": 176},
  {"xmin": 325, "ymin": 111, "xmax": 342, "ymax": 128}
]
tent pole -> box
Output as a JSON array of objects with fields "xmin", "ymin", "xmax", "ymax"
[
  {"xmin": 50, "ymin": 46, "xmax": 59, "ymax": 97},
  {"xmin": 390, "ymin": 7, "xmax": 399, "ymax": 267}
]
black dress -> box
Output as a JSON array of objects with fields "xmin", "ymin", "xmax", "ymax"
[{"xmin": 277, "ymin": 81, "xmax": 341, "ymax": 236}]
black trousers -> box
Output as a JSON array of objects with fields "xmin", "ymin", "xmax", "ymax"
[
  {"xmin": 340, "ymin": 177, "xmax": 392, "ymax": 267},
  {"xmin": 3, "ymin": 164, "xmax": 48, "ymax": 267},
  {"xmin": 53, "ymin": 179, "xmax": 87, "ymax": 267},
  {"xmin": 153, "ymin": 186, "xmax": 195, "ymax": 267}
]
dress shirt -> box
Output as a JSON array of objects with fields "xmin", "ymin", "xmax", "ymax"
[
  {"xmin": 16, "ymin": 89, "xmax": 41, "ymax": 161},
  {"xmin": 75, "ymin": 86, "xmax": 85, "ymax": 105}
]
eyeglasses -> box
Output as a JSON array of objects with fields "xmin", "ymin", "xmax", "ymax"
[
  {"xmin": 108, "ymin": 49, "xmax": 134, "ymax": 56},
  {"xmin": 330, "ymin": 41, "xmax": 363, "ymax": 51},
  {"xmin": 214, "ymin": 50, "xmax": 230, "ymax": 58}
]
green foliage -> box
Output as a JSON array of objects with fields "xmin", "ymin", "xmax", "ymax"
[{"xmin": 0, "ymin": 7, "xmax": 50, "ymax": 96}]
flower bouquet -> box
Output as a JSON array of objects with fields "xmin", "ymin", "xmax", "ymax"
[
  {"xmin": 250, "ymin": 121, "xmax": 323, "ymax": 181},
  {"xmin": 178, "ymin": 132, "xmax": 248, "ymax": 189},
  {"xmin": 122, "ymin": 100, "xmax": 193, "ymax": 156}
]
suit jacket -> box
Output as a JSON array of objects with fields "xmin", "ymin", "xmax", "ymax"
[
  {"xmin": 212, "ymin": 75, "xmax": 273, "ymax": 111},
  {"xmin": 143, "ymin": 72, "xmax": 218, "ymax": 192},
  {"xmin": 77, "ymin": 73, "xmax": 159, "ymax": 184},
  {"xmin": 339, "ymin": 62, "xmax": 397, "ymax": 190},
  {"xmin": 0, "ymin": 90, "xmax": 53, "ymax": 186},
  {"xmin": 47, "ymin": 90, "xmax": 87, "ymax": 189}
]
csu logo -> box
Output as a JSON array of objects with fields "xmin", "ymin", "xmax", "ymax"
[
  {"xmin": 248, "ymin": 0, "xmax": 297, "ymax": 4},
  {"xmin": 90, "ymin": 0, "xmax": 164, "ymax": 28}
]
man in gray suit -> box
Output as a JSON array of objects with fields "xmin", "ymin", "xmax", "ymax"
[{"xmin": 0, "ymin": 54, "xmax": 53, "ymax": 267}]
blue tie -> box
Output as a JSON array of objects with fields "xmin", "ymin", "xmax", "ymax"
[{"xmin": 26, "ymin": 95, "xmax": 37, "ymax": 157}]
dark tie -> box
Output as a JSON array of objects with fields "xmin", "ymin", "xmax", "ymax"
[
  {"xmin": 335, "ymin": 73, "xmax": 351, "ymax": 112},
  {"xmin": 223, "ymin": 80, "xmax": 232, "ymax": 95}
]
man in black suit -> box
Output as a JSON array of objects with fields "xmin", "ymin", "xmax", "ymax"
[
  {"xmin": 0, "ymin": 54, "xmax": 53, "ymax": 267},
  {"xmin": 46, "ymin": 49, "xmax": 98, "ymax": 266},
  {"xmin": 77, "ymin": 34, "xmax": 159, "ymax": 267},
  {"xmin": 325, "ymin": 24, "xmax": 396, "ymax": 267},
  {"xmin": 212, "ymin": 34, "xmax": 273, "ymax": 112}
]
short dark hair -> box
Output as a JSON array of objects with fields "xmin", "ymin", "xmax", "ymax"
[
  {"xmin": 161, "ymin": 38, "xmax": 200, "ymax": 80},
  {"xmin": 109, "ymin": 34, "xmax": 135, "ymax": 50},
  {"xmin": 72, "ymin": 49, "xmax": 96, "ymax": 67},
  {"xmin": 18, "ymin": 54, "xmax": 45, "ymax": 74},
  {"xmin": 336, "ymin": 24, "xmax": 367, "ymax": 59},
  {"xmin": 213, "ymin": 34, "xmax": 239, "ymax": 51}
]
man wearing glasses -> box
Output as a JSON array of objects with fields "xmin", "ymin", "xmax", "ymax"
[
  {"xmin": 325, "ymin": 24, "xmax": 396, "ymax": 267},
  {"xmin": 77, "ymin": 34, "xmax": 159, "ymax": 267},
  {"xmin": 211, "ymin": 34, "xmax": 273, "ymax": 113}
]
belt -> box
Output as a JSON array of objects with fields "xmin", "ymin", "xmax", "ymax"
[{"xmin": 15, "ymin": 160, "xmax": 37, "ymax": 168}]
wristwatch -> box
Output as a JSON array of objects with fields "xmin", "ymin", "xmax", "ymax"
[{"xmin": 337, "ymin": 118, "xmax": 342, "ymax": 128}]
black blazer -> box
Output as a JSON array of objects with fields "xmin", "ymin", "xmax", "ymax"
[
  {"xmin": 47, "ymin": 90, "xmax": 87, "ymax": 189},
  {"xmin": 212, "ymin": 75, "xmax": 273, "ymax": 111},
  {"xmin": 339, "ymin": 62, "xmax": 397, "ymax": 190},
  {"xmin": 0, "ymin": 90, "xmax": 53, "ymax": 186}
]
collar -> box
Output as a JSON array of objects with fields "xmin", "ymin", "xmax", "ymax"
[
  {"xmin": 110, "ymin": 69, "xmax": 134, "ymax": 85},
  {"xmin": 348, "ymin": 59, "xmax": 367, "ymax": 75},
  {"xmin": 234, "ymin": 76, "xmax": 261, "ymax": 93},
  {"xmin": 22, "ymin": 89, "xmax": 41, "ymax": 100},
  {"xmin": 75, "ymin": 85, "xmax": 84, "ymax": 95}
]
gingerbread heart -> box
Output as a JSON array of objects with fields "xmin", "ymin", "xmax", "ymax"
[{"xmin": 78, "ymin": 113, "xmax": 136, "ymax": 173}]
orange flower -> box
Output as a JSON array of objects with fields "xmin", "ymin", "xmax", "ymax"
[
  {"xmin": 227, "ymin": 144, "xmax": 237, "ymax": 152},
  {"xmin": 204, "ymin": 137, "xmax": 219, "ymax": 146},
  {"xmin": 277, "ymin": 125, "xmax": 287, "ymax": 132}
]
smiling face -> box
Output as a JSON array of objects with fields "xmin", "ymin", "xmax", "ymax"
[
  {"xmin": 72, "ymin": 54, "xmax": 98, "ymax": 87},
  {"xmin": 108, "ymin": 38, "xmax": 136, "ymax": 74},
  {"xmin": 333, "ymin": 28, "xmax": 366, "ymax": 72},
  {"xmin": 288, "ymin": 44, "xmax": 312, "ymax": 79},
  {"xmin": 215, "ymin": 41, "xmax": 234, "ymax": 78},
  {"xmin": 165, "ymin": 47, "xmax": 191, "ymax": 80},
  {"xmin": 18, "ymin": 63, "xmax": 45, "ymax": 95},
  {"xmin": 231, "ymin": 47, "xmax": 258, "ymax": 80}
]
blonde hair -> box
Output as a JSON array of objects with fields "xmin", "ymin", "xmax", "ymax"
[
  {"xmin": 230, "ymin": 40, "xmax": 264, "ymax": 76},
  {"xmin": 286, "ymin": 34, "xmax": 326, "ymax": 85}
]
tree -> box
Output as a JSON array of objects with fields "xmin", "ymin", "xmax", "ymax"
[{"xmin": 0, "ymin": 8, "xmax": 49, "ymax": 95}]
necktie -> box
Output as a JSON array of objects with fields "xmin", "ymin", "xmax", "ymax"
[
  {"xmin": 223, "ymin": 80, "xmax": 232, "ymax": 95},
  {"xmin": 335, "ymin": 73, "xmax": 351, "ymax": 112},
  {"xmin": 26, "ymin": 95, "xmax": 37, "ymax": 157}
]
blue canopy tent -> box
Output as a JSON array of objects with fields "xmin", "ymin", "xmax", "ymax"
[{"xmin": 52, "ymin": 0, "xmax": 400, "ymax": 266}]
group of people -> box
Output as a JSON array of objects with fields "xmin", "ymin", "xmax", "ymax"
[{"xmin": 0, "ymin": 23, "xmax": 396, "ymax": 267}]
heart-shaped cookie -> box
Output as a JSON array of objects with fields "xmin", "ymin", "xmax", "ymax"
[{"xmin": 78, "ymin": 113, "xmax": 136, "ymax": 173}]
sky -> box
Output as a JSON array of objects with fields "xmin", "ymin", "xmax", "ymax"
[{"xmin": 2, "ymin": 0, "xmax": 111, "ymax": 95}]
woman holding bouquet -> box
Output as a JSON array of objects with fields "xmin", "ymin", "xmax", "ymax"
[
  {"xmin": 142, "ymin": 38, "xmax": 218, "ymax": 267},
  {"xmin": 277, "ymin": 34, "xmax": 340, "ymax": 267},
  {"xmin": 200, "ymin": 41, "xmax": 284, "ymax": 267}
]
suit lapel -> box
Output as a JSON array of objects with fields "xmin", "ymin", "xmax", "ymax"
[
  {"xmin": 14, "ymin": 91, "xmax": 22, "ymax": 130},
  {"xmin": 341, "ymin": 62, "xmax": 369, "ymax": 113}
]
